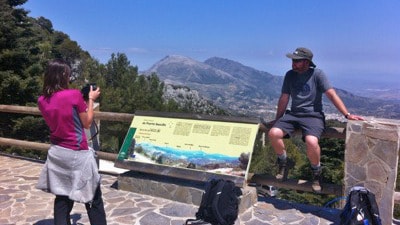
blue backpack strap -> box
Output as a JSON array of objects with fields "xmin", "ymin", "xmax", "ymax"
[{"xmin": 340, "ymin": 189, "xmax": 359, "ymax": 225}]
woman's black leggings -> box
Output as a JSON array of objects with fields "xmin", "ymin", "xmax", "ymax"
[{"xmin": 54, "ymin": 185, "xmax": 107, "ymax": 225}]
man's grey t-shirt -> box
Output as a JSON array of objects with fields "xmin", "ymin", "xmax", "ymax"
[{"xmin": 282, "ymin": 68, "xmax": 332, "ymax": 114}]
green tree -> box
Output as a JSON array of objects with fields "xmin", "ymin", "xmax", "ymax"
[
  {"xmin": 96, "ymin": 53, "xmax": 174, "ymax": 152},
  {"xmin": 0, "ymin": 0, "xmax": 92, "ymax": 153},
  {"xmin": 0, "ymin": 0, "xmax": 41, "ymax": 142}
]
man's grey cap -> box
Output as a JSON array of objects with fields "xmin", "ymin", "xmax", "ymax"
[{"xmin": 286, "ymin": 47, "xmax": 316, "ymax": 67}]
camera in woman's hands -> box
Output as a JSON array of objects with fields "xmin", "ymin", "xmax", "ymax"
[{"xmin": 81, "ymin": 83, "xmax": 97, "ymax": 101}]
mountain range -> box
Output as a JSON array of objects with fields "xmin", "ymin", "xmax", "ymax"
[{"xmin": 144, "ymin": 55, "xmax": 400, "ymax": 120}]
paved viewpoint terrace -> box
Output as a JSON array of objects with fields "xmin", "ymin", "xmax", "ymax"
[{"xmin": 0, "ymin": 154, "xmax": 342, "ymax": 225}]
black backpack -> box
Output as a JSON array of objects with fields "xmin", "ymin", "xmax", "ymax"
[
  {"xmin": 340, "ymin": 186, "xmax": 382, "ymax": 225},
  {"xmin": 186, "ymin": 179, "xmax": 242, "ymax": 225}
]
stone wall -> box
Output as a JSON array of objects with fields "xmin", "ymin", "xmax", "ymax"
[
  {"xmin": 345, "ymin": 118, "xmax": 400, "ymax": 225},
  {"xmin": 118, "ymin": 170, "xmax": 258, "ymax": 214}
]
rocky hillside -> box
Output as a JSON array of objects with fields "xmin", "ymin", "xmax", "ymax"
[
  {"xmin": 163, "ymin": 84, "xmax": 226, "ymax": 115},
  {"xmin": 146, "ymin": 55, "xmax": 282, "ymax": 117}
]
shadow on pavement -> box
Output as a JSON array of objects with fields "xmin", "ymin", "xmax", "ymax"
[
  {"xmin": 259, "ymin": 196, "xmax": 341, "ymax": 225},
  {"xmin": 34, "ymin": 213, "xmax": 83, "ymax": 225}
]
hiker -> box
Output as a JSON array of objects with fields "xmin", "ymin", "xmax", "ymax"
[
  {"xmin": 267, "ymin": 47, "xmax": 364, "ymax": 192},
  {"xmin": 36, "ymin": 59, "xmax": 107, "ymax": 225}
]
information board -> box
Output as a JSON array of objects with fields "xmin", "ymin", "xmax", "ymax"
[{"xmin": 116, "ymin": 112, "xmax": 259, "ymax": 182}]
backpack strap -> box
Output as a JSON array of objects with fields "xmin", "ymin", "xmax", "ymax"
[
  {"xmin": 349, "ymin": 190, "xmax": 361, "ymax": 223},
  {"xmin": 185, "ymin": 218, "xmax": 210, "ymax": 225},
  {"xmin": 196, "ymin": 179, "xmax": 219, "ymax": 220},
  {"xmin": 340, "ymin": 194, "xmax": 353, "ymax": 225},
  {"xmin": 366, "ymin": 192, "xmax": 382, "ymax": 225},
  {"xmin": 211, "ymin": 179, "xmax": 229, "ymax": 225},
  {"xmin": 349, "ymin": 190, "xmax": 360, "ymax": 209}
]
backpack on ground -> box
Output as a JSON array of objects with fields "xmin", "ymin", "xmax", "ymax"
[
  {"xmin": 185, "ymin": 178, "xmax": 242, "ymax": 225},
  {"xmin": 340, "ymin": 186, "xmax": 382, "ymax": 225}
]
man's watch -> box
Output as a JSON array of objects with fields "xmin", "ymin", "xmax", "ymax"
[{"xmin": 344, "ymin": 112, "xmax": 351, "ymax": 119}]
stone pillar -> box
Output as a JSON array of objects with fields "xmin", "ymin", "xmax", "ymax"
[{"xmin": 345, "ymin": 118, "xmax": 400, "ymax": 225}]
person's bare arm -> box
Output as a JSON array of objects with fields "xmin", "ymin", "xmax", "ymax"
[
  {"xmin": 325, "ymin": 88, "xmax": 364, "ymax": 120},
  {"xmin": 275, "ymin": 93, "xmax": 290, "ymax": 120}
]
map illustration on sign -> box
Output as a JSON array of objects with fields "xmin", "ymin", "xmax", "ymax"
[{"xmin": 117, "ymin": 114, "xmax": 259, "ymax": 178}]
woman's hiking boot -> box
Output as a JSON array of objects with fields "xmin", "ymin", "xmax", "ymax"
[
  {"xmin": 275, "ymin": 157, "xmax": 294, "ymax": 181},
  {"xmin": 311, "ymin": 167, "xmax": 322, "ymax": 193}
]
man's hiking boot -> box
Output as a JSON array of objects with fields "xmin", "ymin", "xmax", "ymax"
[
  {"xmin": 275, "ymin": 157, "xmax": 294, "ymax": 181},
  {"xmin": 311, "ymin": 167, "xmax": 322, "ymax": 193}
]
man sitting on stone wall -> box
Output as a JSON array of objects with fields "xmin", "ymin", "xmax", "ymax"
[{"xmin": 266, "ymin": 47, "xmax": 364, "ymax": 192}]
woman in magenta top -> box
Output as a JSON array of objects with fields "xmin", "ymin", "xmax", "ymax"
[
  {"xmin": 37, "ymin": 59, "xmax": 107, "ymax": 225},
  {"xmin": 38, "ymin": 89, "xmax": 90, "ymax": 150}
]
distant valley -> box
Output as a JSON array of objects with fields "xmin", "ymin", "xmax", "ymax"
[
  {"xmin": 348, "ymin": 88, "xmax": 400, "ymax": 102},
  {"xmin": 143, "ymin": 55, "xmax": 400, "ymax": 120}
]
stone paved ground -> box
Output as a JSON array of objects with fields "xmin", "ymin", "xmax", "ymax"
[{"xmin": 0, "ymin": 154, "xmax": 341, "ymax": 225}]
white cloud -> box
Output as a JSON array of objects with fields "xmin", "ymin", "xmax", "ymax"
[
  {"xmin": 91, "ymin": 47, "xmax": 114, "ymax": 53},
  {"xmin": 127, "ymin": 47, "xmax": 148, "ymax": 54}
]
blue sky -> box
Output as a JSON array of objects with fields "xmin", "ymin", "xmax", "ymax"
[{"xmin": 24, "ymin": 0, "xmax": 400, "ymax": 91}]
